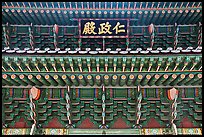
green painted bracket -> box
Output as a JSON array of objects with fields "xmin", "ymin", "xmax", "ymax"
[
  {"xmin": 105, "ymin": 58, "xmax": 108, "ymax": 64},
  {"xmin": 122, "ymin": 58, "xmax": 127, "ymax": 64},
  {"xmin": 113, "ymin": 58, "xmax": 117, "ymax": 66},
  {"xmin": 68, "ymin": 58, "xmax": 73, "ymax": 66},
  {"xmin": 96, "ymin": 58, "xmax": 100, "ymax": 66},
  {"xmin": 50, "ymin": 58, "xmax": 55, "ymax": 64},
  {"xmin": 86, "ymin": 58, "xmax": 91, "ymax": 66},
  {"xmin": 131, "ymin": 58, "xmax": 136, "ymax": 64},
  {"xmin": 78, "ymin": 58, "xmax": 82, "ymax": 66},
  {"xmin": 32, "ymin": 58, "xmax": 36, "ymax": 62}
]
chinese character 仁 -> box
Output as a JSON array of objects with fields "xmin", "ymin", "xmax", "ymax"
[
  {"xmin": 113, "ymin": 22, "xmax": 125, "ymax": 34},
  {"xmin": 98, "ymin": 22, "xmax": 112, "ymax": 35},
  {"xmin": 82, "ymin": 21, "xmax": 97, "ymax": 35}
]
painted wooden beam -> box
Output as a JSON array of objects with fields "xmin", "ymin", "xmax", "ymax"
[
  {"xmin": 70, "ymin": 75, "xmax": 79, "ymax": 86},
  {"xmin": 127, "ymin": 74, "xmax": 135, "ymax": 86},
  {"xmin": 87, "ymin": 75, "xmax": 94, "ymax": 86},
  {"xmin": 61, "ymin": 75, "xmax": 72, "ymax": 86},
  {"xmin": 119, "ymin": 75, "xmax": 127, "ymax": 86},
  {"xmin": 28, "ymin": 74, "xmax": 43, "ymax": 86},
  {"xmin": 44, "ymin": 74, "xmax": 58, "ymax": 86},
  {"xmin": 36, "ymin": 74, "xmax": 50, "ymax": 86},
  {"xmin": 104, "ymin": 75, "xmax": 110, "ymax": 86},
  {"xmin": 53, "ymin": 74, "xmax": 66, "ymax": 86},
  {"xmin": 111, "ymin": 75, "xmax": 118, "ymax": 86},
  {"xmin": 78, "ymin": 75, "xmax": 87, "ymax": 86}
]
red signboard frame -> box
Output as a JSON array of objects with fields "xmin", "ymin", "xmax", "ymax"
[{"xmin": 78, "ymin": 18, "xmax": 129, "ymax": 38}]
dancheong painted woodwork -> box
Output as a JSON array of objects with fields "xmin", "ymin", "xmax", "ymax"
[{"xmin": 2, "ymin": 2, "xmax": 202, "ymax": 135}]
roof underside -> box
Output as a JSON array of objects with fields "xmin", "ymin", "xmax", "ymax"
[{"xmin": 2, "ymin": 2, "xmax": 202, "ymax": 25}]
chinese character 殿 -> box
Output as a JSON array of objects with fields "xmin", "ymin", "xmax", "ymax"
[{"xmin": 82, "ymin": 21, "xmax": 97, "ymax": 35}]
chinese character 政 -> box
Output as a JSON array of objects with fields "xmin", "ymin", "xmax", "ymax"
[{"xmin": 98, "ymin": 22, "xmax": 112, "ymax": 35}]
